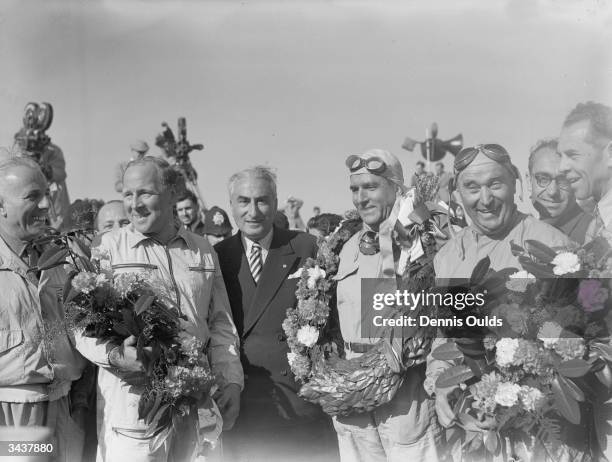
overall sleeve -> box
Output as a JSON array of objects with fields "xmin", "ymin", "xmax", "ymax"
[{"xmin": 207, "ymin": 251, "xmax": 244, "ymax": 390}]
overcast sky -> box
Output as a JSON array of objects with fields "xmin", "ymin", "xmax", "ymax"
[{"xmin": 0, "ymin": 0, "xmax": 610, "ymax": 219}]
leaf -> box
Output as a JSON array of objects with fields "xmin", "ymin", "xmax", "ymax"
[
  {"xmin": 68, "ymin": 236, "xmax": 92, "ymax": 260},
  {"xmin": 592, "ymin": 342, "xmax": 612, "ymax": 363},
  {"xmin": 557, "ymin": 376, "xmax": 585, "ymax": 402},
  {"xmin": 509, "ymin": 241, "xmax": 525, "ymax": 257},
  {"xmin": 63, "ymin": 270, "xmax": 79, "ymax": 303},
  {"xmin": 435, "ymin": 365, "xmax": 474, "ymax": 389},
  {"xmin": 524, "ymin": 240, "xmax": 557, "ymax": 264},
  {"xmin": 595, "ymin": 365, "xmax": 612, "ymax": 388},
  {"xmin": 431, "ymin": 342, "xmax": 464, "ymax": 361},
  {"xmin": 464, "ymin": 356, "xmax": 486, "ymax": 379},
  {"xmin": 149, "ymin": 423, "xmax": 172, "ymax": 453},
  {"xmin": 551, "ymin": 376, "xmax": 580, "ymax": 425},
  {"xmin": 134, "ymin": 294, "xmax": 155, "ymax": 315},
  {"xmin": 484, "ymin": 430, "xmax": 499, "ymax": 455},
  {"xmin": 144, "ymin": 404, "xmax": 170, "ymax": 438},
  {"xmin": 470, "ymin": 257, "xmax": 490, "ymax": 285},
  {"xmin": 144, "ymin": 392, "xmax": 163, "ymax": 425},
  {"xmin": 593, "ymin": 400, "xmax": 612, "ymax": 453},
  {"xmin": 112, "ymin": 322, "xmax": 131, "ymax": 337},
  {"xmin": 557, "ymin": 358, "xmax": 592, "ymax": 378},
  {"xmin": 517, "ymin": 257, "xmax": 554, "ymax": 278},
  {"xmin": 37, "ymin": 246, "xmax": 69, "ymax": 270}
]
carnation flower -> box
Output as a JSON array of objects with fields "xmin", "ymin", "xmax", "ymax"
[
  {"xmin": 287, "ymin": 352, "xmax": 298, "ymax": 367},
  {"xmin": 552, "ymin": 252, "xmax": 580, "ymax": 276},
  {"xmin": 71, "ymin": 272, "xmax": 98, "ymax": 294},
  {"xmin": 578, "ymin": 279, "xmax": 609, "ymax": 313},
  {"xmin": 471, "ymin": 372, "xmax": 502, "ymax": 414},
  {"xmin": 296, "ymin": 325, "xmax": 319, "ymax": 347},
  {"xmin": 494, "ymin": 382, "xmax": 521, "ymax": 407},
  {"xmin": 506, "ymin": 271, "xmax": 536, "ymax": 293},
  {"xmin": 495, "ymin": 338, "xmax": 520, "ymax": 367},
  {"xmin": 537, "ymin": 321, "xmax": 563, "ymax": 349},
  {"xmin": 306, "ymin": 266, "xmax": 326, "ymax": 290},
  {"xmin": 289, "ymin": 353, "xmax": 311, "ymax": 380},
  {"xmin": 519, "ymin": 386, "xmax": 544, "ymax": 411},
  {"xmin": 553, "ymin": 337, "xmax": 586, "ymax": 361}
]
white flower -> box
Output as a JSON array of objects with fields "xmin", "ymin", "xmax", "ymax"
[
  {"xmin": 212, "ymin": 212, "xmax": 225, "ymax": 226},
  {"xmin": 494, "ymin": 382, "xmax": 521, "ymax": 407},
  {"xmin": 495, "ymin": 338, "xmax": 519, "ymax": 367},
  {"xmin": 296, "ymin": 325, "xmax": 319, "ymax": 347},
  {"xmin": 519, "ymin": 386, "xmax": 544, "ymax": 412},
  {"xmin": 287, "ymin": 352, "xmax": 298, "ymax": 367},
  {"xmin": 537, "ymin": 321, "xmax": 564, "ymax": 348},
  {"xmin": 306, "ymin": 266, "xmax": 326, "ymax": 290},
  {"xmin": 552, "ymin": 252, "xmax": 581, "ymax": 276},
  {"xmin": 95, "ymin": 273, "xmax": 109, "ymax": 287},
  {"xmin": 505, "ymin": 271, "xmax": 536, "ymax": 293}
]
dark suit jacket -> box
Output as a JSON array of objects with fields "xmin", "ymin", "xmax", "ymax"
[{"xmin": 215, "ymin": 227, "xmax": 323, "ymax": 429}]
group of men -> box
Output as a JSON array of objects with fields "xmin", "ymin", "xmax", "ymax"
[{"xmin": 1, "ymin": 100, "xmax": 611, "ymax": 462}]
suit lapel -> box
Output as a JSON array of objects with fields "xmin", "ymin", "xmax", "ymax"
[{"xmin": 243, "ymin": 229, "xmax": 298, "ymax": 337}]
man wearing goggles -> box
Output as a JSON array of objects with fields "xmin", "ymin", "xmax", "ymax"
[
  {"xmin": 334, "ymin": 149, "xmax": 441, "ymax": 462},
  {"xmin": 427, "ymin": 143, "xmax": 571, "ymax": 453},
  {"xmin": 527, "ymin": 138, "xmax": 593, "ymax": 244}
]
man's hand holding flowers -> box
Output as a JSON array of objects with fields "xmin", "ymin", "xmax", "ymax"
[{"xmin": 108, "ymin": 335, "xmax": 153, "ymax": 386}]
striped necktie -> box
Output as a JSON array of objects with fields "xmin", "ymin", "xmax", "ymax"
[{"xmin": 249, "ymin": 242, "xmax": 263, "ymax": 283}]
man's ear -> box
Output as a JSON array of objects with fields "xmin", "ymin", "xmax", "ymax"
[
  {"xmin": 0, "ymin": 198, "xmax": 6, "ymax": 218},
  {"xmin": 525, "ymin": 172, "xmax": 533, "ymax": 197}
]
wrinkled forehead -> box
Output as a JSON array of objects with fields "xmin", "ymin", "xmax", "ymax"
[
  {"xmin": 350, "ymin": 172, "xmax": 393, "ymax": 188},
  {"xmin": 123, "ymin": 163, "xmax": 163, "ymax": 188},
  {"xmin": 0, "ymin": 164, "xmax": 47, "ymax": 192},
  {"xmin": 457, "ymin": 158, "xmax": 516, "ymax": 185},
  {"xmin": 232, "ymin": 175, "xmax": 276, "ymax": 197},
  {"xmin": 531, "ymin": 147, "xmax": 561, "ymax": 174}
]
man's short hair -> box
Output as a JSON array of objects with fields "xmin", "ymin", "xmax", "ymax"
[
  {"xmin": 528, "ymin": 138, "xmax": 558, "ymax": 173},
  {"xmin": 123, "ymin": 156, "xmax": 186, "ymax": 194},
  {"xmin": 228, "ymin": 166, "xmax": 277, "ymax": 198},
  {"xmin": 93, "ymin": 199, "xmax": 123, "ymax": 229},
  {"xmin": 416, "ymin": 161, "xmax": 425, "ymax": 168},
  {"xmin": 563, "ymin": 101, "xmax": 612, "ymax": 147},
  {"xmin": 0, "ymin": 155, "xmax": 43, "ymax": 199},
  {"xmin": 176, "ymin": 189, "xmax": 198, "ymax": 205}
]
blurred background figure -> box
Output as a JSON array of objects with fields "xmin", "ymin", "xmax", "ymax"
[
  {"xmin": 527, "ymin": 138, "xmax": 593, "ymax": 244},
  {"xmin": 175, "ymin": 189, "xmax": 205, "ymax": 235},
  {"xmin": 129, "ymin": 140, "xmax": 149, "ymax": 160},
  {"xmin": 283, "ymin": 196, "xmax": 306, "ymax": 231},
  {"xmin": 202, "ymin": 205, "xmax": 233, "ymax": 245},
  {"xmin": 409, "ymin": 160, "xmax": 426, "ymax": 189},
  {"xmin": 312, "ymin": 206, "xmax": 321, "ymax": 217},
  {"xmin": 306, "ymin": 212, "xmax": 342, "ymax": 240},
  {"xmin": 66, "ymin": 198, "xmax": 104, "ymax": 240},
  {"xmin": 13, "ymin": 102, "xmax": 71, "ymax": 230},
  {"xmin": 95, "ymin": 200, "xmax": 130, "ymax": 234},
  {"xmin": 115, "ymin": 140, "xmax": 151, "ymax": 193},
  {"xmin": 434, "ymin": 161, "xmax": 452, "ymax": 203}
]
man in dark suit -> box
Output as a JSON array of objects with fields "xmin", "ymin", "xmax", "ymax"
[{"xmin": 215, "ymin": 166, "xmax": 338, "ymax": 462}]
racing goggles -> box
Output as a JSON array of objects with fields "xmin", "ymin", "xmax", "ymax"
[{"xmin": 345, "ymin": 155, "xmax": 388, "ymax": 175}]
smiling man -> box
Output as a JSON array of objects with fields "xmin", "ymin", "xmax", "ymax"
[
  {"xmin": 433, "ymin": 144, "xmax": 571, "ymax": 281},
  {"xmin": 95, "ymin": 200, "xmax": 130, "ymax": 234},
  {"xmin": 0, "ymin": 156, "xmax": 85, "ymax": 462},
  {"xmin": 74, "ymin": 157, "xmax": 243, "ymax": 462},
  {"xmin": 527, "ymin": 138, "xmax": 593, "ymax": 243},
  {"xmin": 215, "ymin": 166, "xmax": 337, "ymax": 462},
  {"xmin": 558, "ymin": 102, "xmax": 612, "ymax": 237}
]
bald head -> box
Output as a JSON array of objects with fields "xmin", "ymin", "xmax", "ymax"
[
  {"xmin": 0, "ymin": 157, "xmax": 50, "ymax": 243},
  {"xmin": 96, "ymin": 200, "xmax": 130, "ymax": 233}
]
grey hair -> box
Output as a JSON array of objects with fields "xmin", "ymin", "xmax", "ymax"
[
  {"xmin": 527, "ymin": 138, "xmax": 558, "ymax": 174},
  {"xmin": 123, "ymin": 156, "xmax": 186, "ymax": 194},
  {"xmin": 228, "ymin": 166, "xmax": 278, "ymax": 198},
  {"xmin": 0, "ymin": 153, "xmax": 43, "ymax": 177}
]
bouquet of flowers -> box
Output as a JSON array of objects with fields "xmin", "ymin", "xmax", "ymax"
[
  {"xmin": 430, "ymin": 238, "xmax": 612, "ymax": 460},
  {"xmin": 61, "ymin": 246, "xmax": 221, "ymax": 455},
  {"xmin": 284, "ymin": 176, "xmax": 445, "ymax": 416}
]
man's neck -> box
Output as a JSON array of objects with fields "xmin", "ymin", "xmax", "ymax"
[
  {"xmin": 596, "ymin": 175, "xmax": 612, "ymax": 203},
  {"xmin": 189, "ymin": 217, "xmax": 201, "ymax": 231},
  {"xmin": 146, "ymin": 224, "xmax": 179, "ymax": 246},
  {"xmin": 0, "ymin": 226, "xmax": 29, "ymax": 257}
]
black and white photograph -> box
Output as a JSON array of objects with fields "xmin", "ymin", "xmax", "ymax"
[{"xmin": 0, "ymin": 1, "xmax": 611, "ymax": 461}]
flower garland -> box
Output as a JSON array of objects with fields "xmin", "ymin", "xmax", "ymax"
[{"xmin": 283, "ymin": 181, "xmax": 445, "ymax": 415}]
